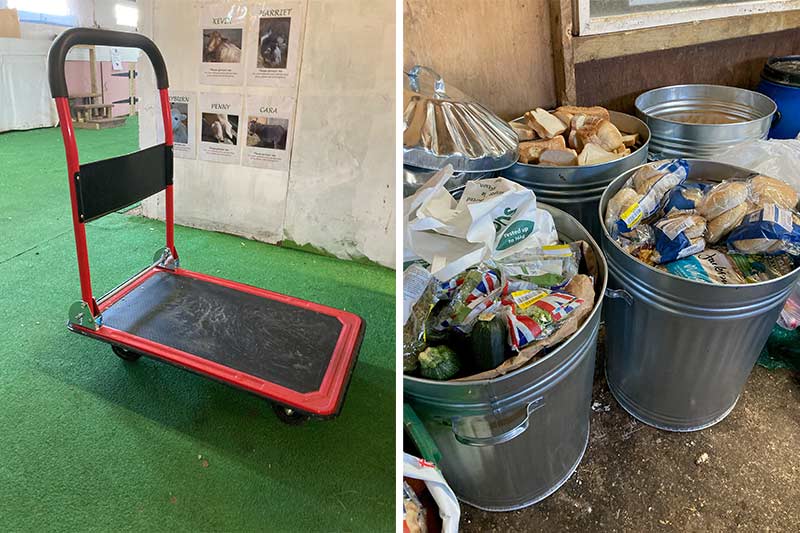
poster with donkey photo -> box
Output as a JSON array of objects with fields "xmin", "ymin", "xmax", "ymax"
[
  {"xmin": 168, "ymin": 92, "xmax": 195, "ymax": 159},
  {"xmin": 247, "ymin": 2, "xmax": 305, "ymax": 87},
  {"xmin": 199, "ymin": 4, "xmax": 247, "ymax": 85},
  {"xmin": 243, "ymin": 95, "xmax": 295, "ymax": 170},
  {"xmin": 199, "ymin": 92, "xmax": 242, "ymax": 164}
]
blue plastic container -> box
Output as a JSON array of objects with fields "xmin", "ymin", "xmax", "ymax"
[{"xmin": 757, "ymin": 56, "xmax": 800, "ymax": 139}]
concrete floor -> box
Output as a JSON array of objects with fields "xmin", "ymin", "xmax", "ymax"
[{"xmin": 462, "ymin": 333, "xmax": 800, "ymax": 532}]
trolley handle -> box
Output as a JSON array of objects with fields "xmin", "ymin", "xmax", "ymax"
[{"xmin": 48, "ymin": 27, "xmax": 168, "ymax": 98}]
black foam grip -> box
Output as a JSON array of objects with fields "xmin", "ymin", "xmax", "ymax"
[{"xmin": 48, "ymin": 27, "xmax": 168, "ymax": 97}]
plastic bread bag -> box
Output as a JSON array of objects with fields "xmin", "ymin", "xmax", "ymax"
[
  {"xmin": 651, "ymin": 215, "xmax": 707, "ymax": 264},
  {"xmin": 662, "ymin": 249, "xmax": 746, "ymax": 285},
  {"xmin": 501, "ymin": 288, "xmax": 584, "ymax": 350},
  {"xmin": 727, "ymin": 205, "xmax": 800, "ymax": 256},
  {"xmin": 697, "ymin": 179, "xmax": 751, "ymax": 220},
  {"xmin": 607, "ymin": 159, "xmax": 690, "ymax": 235},
  {"xmin": 495, "ymin": 243, "xmax": 581, "ymax": 289},
  {"xmin": 660, "ymin": 182, "xmax": 712, "ymax": 216},
  {"xmin": 748, "ymin": 175, "xmax": 799, "ymax": 210},
  {"xmin": 403, "ymin": 481, "xmax": 428, "ymax": 533},
  {"xmin": 403, "ymin": 265, "xmax": 438, "ymax": 373}
]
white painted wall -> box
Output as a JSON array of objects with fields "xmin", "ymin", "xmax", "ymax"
[{"xmin": 136, "ymin": 0, "xmax": 395, "ymax": 268}]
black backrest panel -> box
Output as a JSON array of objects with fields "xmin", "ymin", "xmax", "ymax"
[{"xmin": 75, "ymin": 144, "xmax": 172, "ymax": 223}]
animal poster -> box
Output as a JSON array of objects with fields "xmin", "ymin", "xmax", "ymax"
[
  {"xmin": 199, "ymin": 4, "xmax": 247, "ymax": 86},
  {"xmin": 199, "ymin": 92, "xmax": 242, "ymax": 164},
  {"xmin": 243, "ymin": 95, "xmax": 295, "ymax": 170},
  {"xmin": 247, "ymin": 2, "xmax": 304, "ymax": 87},
  {"xmin": 168, "ymin": 91, "xmax": 196, "ymax": 159}
]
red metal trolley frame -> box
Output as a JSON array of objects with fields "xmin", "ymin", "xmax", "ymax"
[{"xmin": 48, "ymin": 28, "xmax": 364, "ymax": 420}]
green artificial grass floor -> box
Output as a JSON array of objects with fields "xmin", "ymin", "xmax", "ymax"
[{"xmin": 0, "ymin": 118, "xmax": 395, "ymax": 532}]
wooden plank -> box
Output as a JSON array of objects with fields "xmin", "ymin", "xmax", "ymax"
[
  {"xmin": 548, "ymin": 0, "xmax": 576, "ymax": 106},
  {"xmin": 575, "ymin": 28, "xmax": 800, "ymax": 112},
  {"xmin": 574, "ymin": 10, "xmax": 800, "ymax": 63},
  {"xmin": 404, "ymin": 0, "xmax": 556, "ymax": 120}
]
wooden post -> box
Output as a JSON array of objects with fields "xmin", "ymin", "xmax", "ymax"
[{"xmin": 549, "ymin": 0, "xmax": 577, "ymax": 106}]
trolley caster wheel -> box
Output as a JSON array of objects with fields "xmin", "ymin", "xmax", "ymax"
[
  {"xmin": 272, "ymin": 404, "xmax": 309, "ymax": 425},
  {"xmin": 112, "ymin": 345, "xmax": 142, "ymax": 362}
]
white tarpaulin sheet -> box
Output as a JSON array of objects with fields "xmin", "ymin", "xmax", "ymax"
[{"xmin": 0, "ymin": 38, "xmax": 58, "ymax": 132}]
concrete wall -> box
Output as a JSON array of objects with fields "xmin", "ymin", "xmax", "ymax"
[{"xmin": 136, "ymin": 0, "xmax": 395, "ymax": 268}]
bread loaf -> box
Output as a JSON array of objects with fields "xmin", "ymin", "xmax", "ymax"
[{"xmin": 605, "ymin": 187, "xmax": 641, "ymax": 233}]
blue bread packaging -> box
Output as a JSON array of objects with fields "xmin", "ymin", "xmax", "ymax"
[
  {"xmin": 661, "ymin": 182, "xmax": 711, "ymax": 216},
  {"xmin": 613, "ymin": 159, "xmax": 690, "ymax": 235},
  {"xmin": 727, "ymin": 205, "xmax": 800, "ymax": 255}
]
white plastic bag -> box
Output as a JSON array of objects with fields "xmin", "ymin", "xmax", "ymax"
[
  {"xmin": 403, "ymin": 453, "xmax": 460, "ymax": 533},
  {"xmin": 711, "ymin": 137, "xmax": 800, "ymax": 194},
  {"xmin": 404, "ymin": 166, "xmax": 558, "ymax": 281}
]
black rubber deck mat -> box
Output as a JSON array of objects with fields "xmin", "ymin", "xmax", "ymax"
[{"xmin": 101, "ymin": 271, "xmax": 343, "ymax": 393}]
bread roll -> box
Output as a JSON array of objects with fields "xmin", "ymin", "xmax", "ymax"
[
  {"xmin": 510, "ymin": 121, "xmax": 536, "ymax": 141},
  {"xmin": 578, "ymin": 143, "xmax": 620, "ymax": 166},
  {"xmin": 705, "ymin": 202, "xmax": 751, "ymax": 244},
  {"xmin": 749, "ymin": 175, "xmax": 799, "ymax": 210},
  {"xmin": 524, "ymin": 108, "xmax": 567, "ymax": 139},
  {"xmin": 539, "ymin": 148, "xmax": 578, "ymax": 166},
  {"xmin": 697, "ymin": 181, "xmax": 749, "ymax": 220},
  {"xmin": 621, "ymin": 133, "xmax": 639, "ymax": 147},
  {"xmin": 518, "ymin": 136, "xmax": 566, "ymax": 164},
  {"xmin": 576, "ymin": 119, "xmax": 623, "ymax": 153},
  {"xmin": 554, "ymin": 105, "xmax": 610, "ymax": 121},
  {"xmin": 605, "ymin": 187, "xmax": 641, "ymax": 233}
]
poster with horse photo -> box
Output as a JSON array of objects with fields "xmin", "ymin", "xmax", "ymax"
[
  {"xmin": 169, "ymin": 91, "xmax": 196, "ymax": 159},
  {"xmin": 243, "ymin": 95, "xmax": 295, "ymax": 170},
  {"xmin": 199, "ymin": 4, "xmax": 247, "ymax": 85},
  {"xmin": 247, "ymin": 2, "xmax": 305, "ymax": 87},
  {"xmin": 199, "ymin": 92, "xmax": 242, "ymax": 164}
]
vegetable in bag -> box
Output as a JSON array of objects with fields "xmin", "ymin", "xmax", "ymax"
[{"xmin": 503, "ymin": 289, "xmax": 584, "ymax": 350}]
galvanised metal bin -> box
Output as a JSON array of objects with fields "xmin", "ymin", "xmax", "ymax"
[
  {"xmin": 404, "ymin": 204, "xmax": 607, "ymax": 511},
  {"xmin": 635, "ymin": 85, "xmax": 776, "ymax": 160},
  {"xmin": 599, "ymin": 160, "xmax": 800, "ymax": 432}
]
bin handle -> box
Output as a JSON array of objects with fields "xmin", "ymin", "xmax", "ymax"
[
  {"xmin": 605, "ymin": 288, "xmax": 633, "ymax": 306},
  {"xmin": 407, "ymin": 65, "xmax": 446, "ymax": 97},
  {"xmin": 452, "ymin": 398, "xmax": 543, "ymax": 447}
]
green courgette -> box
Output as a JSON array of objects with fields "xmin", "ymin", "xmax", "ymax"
[
  {"xmin": 418, "ymin": 345, "xmax": 461, "ymax": 380},
  {"xmin": 469, "ymin": 315, "xmax": 509, "ymax": 372}
]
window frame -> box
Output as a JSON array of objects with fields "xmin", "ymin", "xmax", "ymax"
[{"xmin": 574, "ymin": 0, "xmax": 800, "ymax": 35}]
